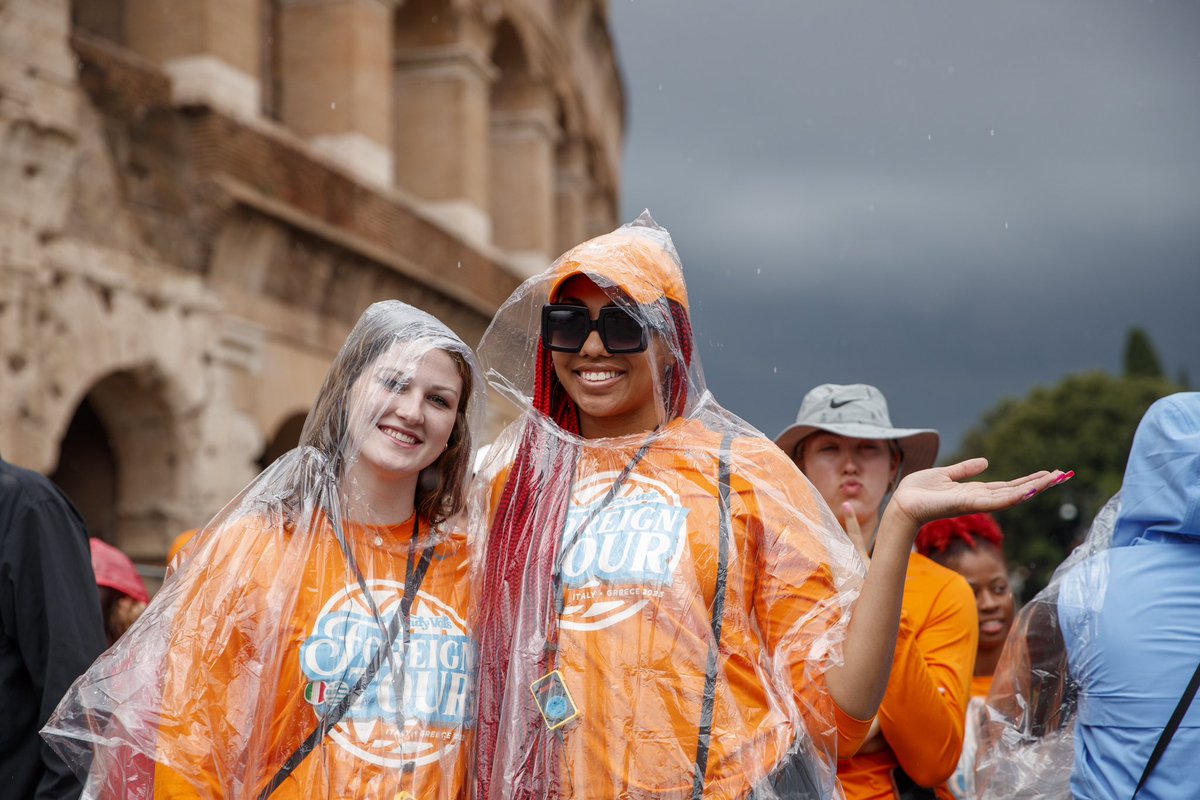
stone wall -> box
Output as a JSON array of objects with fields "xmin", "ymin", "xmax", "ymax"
[{"xmin": 0, "ymin": 0, "xmax": 624, "ymax": 568}]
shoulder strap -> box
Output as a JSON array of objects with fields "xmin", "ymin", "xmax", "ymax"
[
  {"xmin": 691, "ymin": 433, "xmax": 734, "ymax": 799},
  {"xmin": 257, "ymin": 523, "xmax": 435, "ymax": 800},
  {"xmin": 1132, "ymin": 657, "xmax": 1200, "ymax": 798}
]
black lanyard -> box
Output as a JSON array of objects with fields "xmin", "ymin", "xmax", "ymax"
[
  {"xmin": 534, "ymin": 431, "xmax": 737, "ymax": 798},
  {"xmin": 551, "ymin": 434, "xmax": 656, "ymax": 619},
  {"xmin": 257, "ymin": 515, "xmax": 436, "ymax": 799},
  {"xmin": 691, "ymin": 433, "xmax": 733, "ymax": 798},
  {"xmin": 1133, "ymin": 656, "xmax": 1200, "ymax": 798}
]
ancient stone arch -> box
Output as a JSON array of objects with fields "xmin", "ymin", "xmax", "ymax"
[
  {"xmin": 25, "ymin": 264, "xmax": 267, "ymax": 552},
  {"xmin": 259, "ymin": 410, "xmax": 310, "ymax": 471},
  {"xmin": 3, "ymin": 0, "xmax": 623, "ymax": 564},
  {"xmin": 50, "ymin": 367, "xmax": 183, "ymax": 560},
  {"xmin": 49, "ymin": 395, "xmax": 118, "ymax": 543}
]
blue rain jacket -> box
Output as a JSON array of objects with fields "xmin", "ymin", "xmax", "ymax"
[{"xmin": 1059, "ymin": 392, "xmax": 1200, "ymax": 799}]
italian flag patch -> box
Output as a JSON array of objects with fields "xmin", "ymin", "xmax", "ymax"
[
  {"xmin": 305, "ymin": 680, "xmax": 350, "ymax": 706},
  {"xmin": 305, "ymin": 681, "xmax": 332, "ymax": 705}
]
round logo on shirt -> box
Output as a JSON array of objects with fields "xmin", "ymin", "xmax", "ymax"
[
  {"xmin": 558, "ymin": 471, "xmax": 690, "ymax": 631},
  {"xmin": 299, "ymin": 580, "xmax": 474, "ymax": 768}
]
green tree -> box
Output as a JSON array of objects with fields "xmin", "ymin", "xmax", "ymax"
[
  {"xmin": 1123, "ymin": 327, "xmax": 1165, "ymax": 379},
  {"xmin": 953, "ymin": 371, "xmax": 1178, "ymax": 597}
]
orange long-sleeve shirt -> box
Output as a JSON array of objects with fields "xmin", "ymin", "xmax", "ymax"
[{"xmin": 837, "ymin": 552, "xmax": 977, "ymax": 800}]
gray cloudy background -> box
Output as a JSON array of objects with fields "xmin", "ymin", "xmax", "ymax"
[{"xmin": 608, "ymin": 0, "xmax": 1200, "ymax": 456}]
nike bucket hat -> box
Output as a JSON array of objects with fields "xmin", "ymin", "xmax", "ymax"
[{"xmin": 774, "ymin": 383, "xmax": 940, "ymax": 480}]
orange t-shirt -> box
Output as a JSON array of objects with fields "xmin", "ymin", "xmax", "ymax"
[
  {"xmin": 152, "ymin": 514, "xmax": 473, "ymax": 799},
  {"xmin": 166, "ymin": 529, "xmax": 198, "ymax": 566},
  {"xmin": 489, "ymin": 418, "xmax": 869, "ymax": 799},
  {"xmin": 837, "ymin": 553, "xmax": 978, "ymax": 800}
]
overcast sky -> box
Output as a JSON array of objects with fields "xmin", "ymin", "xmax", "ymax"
[{"xmin": 608, "ymin": 0, "xmax": 1200, "ymax": 456}]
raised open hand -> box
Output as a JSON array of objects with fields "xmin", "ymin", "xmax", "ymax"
[{"xmin": 887, "ymin": 458, "xmax": 1072, "ymax": 531}]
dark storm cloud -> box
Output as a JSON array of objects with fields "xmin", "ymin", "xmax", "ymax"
[{"xmin": 610, "ymin": 0, "xmax": 1200, "ymax": 453}]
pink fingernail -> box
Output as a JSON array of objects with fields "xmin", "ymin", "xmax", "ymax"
[
  {"xmin": 1053, "ymin": 470, "xmax": 1076, "ymax": 485},
  {"xmin": 1022, "ymin": 488, "xmax": 1038, "ymax": 500}
]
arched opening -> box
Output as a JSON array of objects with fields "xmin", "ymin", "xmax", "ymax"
[
  {"xmin": 258, "ymin": 412, "xmax": 308, "ymax": 471},
  {"xmin": 52, "ymin": 367, "xmax": 181, "ymax": 563},
  {"xmin": 50, "ymin": 397, "xmax": 119, "ymax": 543}
]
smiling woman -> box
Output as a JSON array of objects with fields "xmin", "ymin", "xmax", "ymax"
[
  {"xmin": 547, "ymin": 276, "xmax": 671, "ymax": 438},
  {"xmin": 470, "ymin": 213, "xmax": 1069, "ymax": 800},
  {"xmin": 344, "ymin": 347, "xmax": 467, "ymax": 522},
  {"xmin": 44, "ymin": 301, "xmax": 487, "ymax": 800}
]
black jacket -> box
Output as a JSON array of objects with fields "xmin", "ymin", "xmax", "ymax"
[{"xmin": 0, "ymin": 458, "xmax": 105, "ymax": 800}]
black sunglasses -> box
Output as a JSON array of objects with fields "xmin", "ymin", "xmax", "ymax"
[{"xmin": 541, "ymin": 304, "xmax": 648, "ymax": 354}]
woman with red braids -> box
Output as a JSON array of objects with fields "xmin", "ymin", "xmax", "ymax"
[
  {"xmin": 915, "ymin": 514, "xmax": 1016, "ymax": 800},
  {"xmin": 471, "ymin": 212, "xmax": 1068, "ymax": 800}
]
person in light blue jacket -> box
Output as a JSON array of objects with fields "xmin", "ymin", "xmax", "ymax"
[
  {"xmin": 1057, "ymin": 391, "xmax": 1200, "ymax": 799},
  {"xmin": 976, "ymin": 392, "xmax": 1200, "ymax": 800}
]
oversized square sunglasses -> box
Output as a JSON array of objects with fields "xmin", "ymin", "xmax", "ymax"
[{"xmin": 540, "ymin": 304, "xmax": 648, "ymax": 354}]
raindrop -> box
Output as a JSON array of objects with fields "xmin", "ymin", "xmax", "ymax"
[
  {"xmin": 773, "ymin": 367, "xmax": 778, "ymax": 374},
  {"xmin": 756, "ymin": 268, "xmax": 761, "ymax": 275},
  {"xmin": 990, "ymin": 129, "xmax": 995, "ymax": 136},
  {"xmin": 1059, "ymin": 503, "xmax": 1078, "ymax": 521},
  {"xmin": 330, "ymin": 101, "xmax": 336, "ymax": 110},
  {"xmin": 1004, "ymin": 222, "xmax": 1009, "ymax": 230},
  {"xmin": 657, "ymin": 84, "xmax": 663, "ymax": 91},
  {"xmin": 927, "ymin": 134, "xmax": 933, "ymax": 141}
]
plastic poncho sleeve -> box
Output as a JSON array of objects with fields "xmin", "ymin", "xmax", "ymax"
[
  {"xmin": 733, "ymin": 438, "xmax": 870, "ymax": 758},
  {"xmin": 876, "ymin": 557, "xmax": 977, "ymax": 786},
  {"xmin": 152, "ymin": 517, "xmax": 283, "ymax": 798},
  {"xmin": 743, "ymin": 474, "xmax": 870, "ymax": 757}
]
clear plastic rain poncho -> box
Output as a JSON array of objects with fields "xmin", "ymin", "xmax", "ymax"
[
  {"xmin": 975, "ymin": 392, "xmax": 1200, "ymax": 799},
  {"xmin": 43, "ymin": 301, "xmax": 486, "ymax": 799},
  {"xmin": 470, "ymin": 213, "xmax": 866, "ymax": 799}
]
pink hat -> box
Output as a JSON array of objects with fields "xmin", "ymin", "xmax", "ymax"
[{"xmin": 89, "ymin": 538, "xmax": 151, "ymax": 604}]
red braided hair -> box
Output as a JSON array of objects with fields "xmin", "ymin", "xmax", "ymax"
[
  {"xmin": 475, "ymin": 298, "xmax": 692, "ymax": 800},
  {"xmin": 915, "ymin": 512, "xmax": 1004, "ymax": 559}
]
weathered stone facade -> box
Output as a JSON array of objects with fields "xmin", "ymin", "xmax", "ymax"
[{"xmin": 0, "ymin": 0, "xmax": 624, "ymax": 573}]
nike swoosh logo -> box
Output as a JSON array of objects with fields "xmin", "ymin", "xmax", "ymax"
[{"xmin": 830, "ymin": 399, "xmax": 855, "ymax": 409}]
